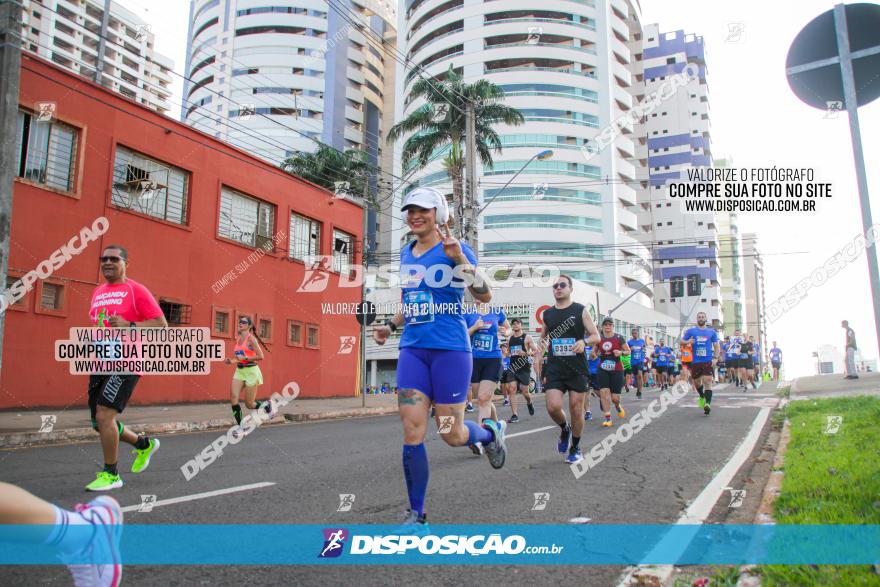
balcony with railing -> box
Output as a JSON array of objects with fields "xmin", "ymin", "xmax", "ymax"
[
  {"xmin": 484, "ymin": 57, "xmax": 596, "ymax": 78},
  {"xmin": 484, "ymin": 33, "xmax": 597, "ymax": 55},
  {"xmin": 484, "ymin": 10, "xmax": 596, "ymax": 31}
]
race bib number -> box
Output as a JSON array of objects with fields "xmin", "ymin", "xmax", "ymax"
[
  {"xmin": 696, "ymin": 347, "xmax": 707, "ymax": 357},
  {"xmin": 473, "ymin": 333, "xmax": 494, "ymax": 352},
  {"xmin": 600, "ymin": 359, "xmax": 616, "ymax": 371},
  {"xmin": 402, "ymin": 291, "xmax": 434, "ymax": 325},
  {"xmin": 510, "ymin": 345, "xmax": 523, "ymax": 355},
  {"xmin": 99, "ymin": 340, "xmax": 121, "ymax": 361},
  {"xmin": 551, "ymin": 338, "xmax": 576, "ymax": 357}
]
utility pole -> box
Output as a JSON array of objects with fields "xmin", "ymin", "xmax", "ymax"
[
  {"xmin": 464, "ymin": 100, "xmax": 478, "ymax": 251},
  {"xmin": 0, "ymin": 0, "xmax": 22, "ymax": 377},
  {"xmin": 94, "ymin": 0, "xmax": 111, "ymax": 84}
]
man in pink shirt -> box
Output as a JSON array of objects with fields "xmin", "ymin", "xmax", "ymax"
[{"xmin": 85, "ymin": 245, "xmax": 167, "ymax": 492}]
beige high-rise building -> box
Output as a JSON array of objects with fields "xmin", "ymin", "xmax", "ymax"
[{"xmin": 19, "ymin": 0, "xmax": 174, "ymax": 114}]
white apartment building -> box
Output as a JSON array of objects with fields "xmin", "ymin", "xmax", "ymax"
[
  {"xmin": 639, "ymin": 24, "xmax": 722, "ymax": 329},
  {"xmin": 393, "ymin": 0, "xmax": 652, "ymax": 303},
  {"xmin": 20, "ymin": 0, "xmax": 174, "ymax": 114}
]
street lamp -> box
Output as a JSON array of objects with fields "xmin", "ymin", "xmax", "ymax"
[{"xmin": 477, "ymin": 150, "xmax": 553, "ymax": 214}]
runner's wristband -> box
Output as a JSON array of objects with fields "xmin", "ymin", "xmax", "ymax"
[{"xmin": 385, "ymin": 320, "xmax": 397, "ymax": 332}]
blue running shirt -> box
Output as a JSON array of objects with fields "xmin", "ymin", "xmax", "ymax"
[
  {"xmin": 628, "ymin": 338, "xmax": 646, "ymax": 364},
  {"xmin": 398, "ymin": 240, "xmax": 478, "ymax": 352},
  {"xmin": 683, "ymin": 327, "xmax": 718, "ymax": 363},
  {"xmin": 464, "ymin": 307, "xmax": 507, "ymax": 359}
]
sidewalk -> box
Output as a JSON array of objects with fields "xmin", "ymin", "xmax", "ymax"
[
  {"xmin": 790, "ymin": 371, "xmax": 880, "ymax": 400},
  {"xmin": 0, "ymin": 395, "xmax": 400, "ymax": 448}
]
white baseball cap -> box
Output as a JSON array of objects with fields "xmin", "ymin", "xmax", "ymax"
[{"xmin": 400, "ymin": 187, "xmax": 450, "ymax": 223}]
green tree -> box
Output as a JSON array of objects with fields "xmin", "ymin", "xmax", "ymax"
[
  {"xmin": 281, "ymin": 145, "xmax": 370, "ymax": 199},
  {"xmin": 387, "ymin": 66, "xmax": 524, "ymax": 224}
]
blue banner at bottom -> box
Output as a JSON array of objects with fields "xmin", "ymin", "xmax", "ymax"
[{"xmin": 0, "ymin": 525, "xmax": 877, "ymax": 565}]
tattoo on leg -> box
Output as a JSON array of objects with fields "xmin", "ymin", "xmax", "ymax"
[{"xmin": 398, "ymin": 389, "xmax": 422, "ymax": 406}]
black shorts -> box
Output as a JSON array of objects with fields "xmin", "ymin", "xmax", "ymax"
[
  {"xmin": 771, "ymin": 361, "xmax": 781, "ymax": 369},
  {"xmin": 513, "ymin": 368, "xmax": 531, "ymax": 386},
  {"xmin": 471, "ymin": 358, "xmax": 502, "ymax": 384},
  {"xmin": 655, "ymin": 365, "xmax": 669, "ymax": 375},
  {"xmin": 588, "ymin": 373, "xmax": 599, "ymax": 391},
  {"xmin": 544, "ymin": 363, "xmax": 589, "ymax": 394},
  {"xmin": 740, "ymin": 358, "xmax": 754, "ymax": 370},
  {"xmin": 596, "ymin": 369, "xmax": 624, "ymax": 395},
  {"xmin": 500, "ymin": 369, "xmax": 517, "ymax": 384},
  {"xmin": 88, "ymin": 374, "xmax": 141, "ymax": 418}
]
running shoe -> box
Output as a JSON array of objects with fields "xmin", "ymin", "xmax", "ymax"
[
  {"xmin": 698, "ymin": 397, "xmax": 706, "ymax": 409},
  {"xmin": 131, "ymin": 438, "xmax": 160, "ymax": 474},
  {"xmin": 704, "ymin": 403, "xmax": 711, "ymax": 415},
  {"xmin": 557, "ymin": 426, "xmax": 571, "ymax": 454},
  {"xmin": 231, "ymin": 426, "xmax": 248, "ymax": 439},
  {"xmin": 482, "ymin": 419, "xmax": 507, "ymax": 469},
  {"xmin": 469, "ymin": 442, "xmax": 484, "ymax": 456},
  {"xmin": 503, "ymin": 398, "xmax": 510, "ymax": 407},
  {"xmin": 565, "ymin": 448, "xmax": 583, "ymax": 464},
  {"xmin": 636, "ymin": 391, "xmax": 642, "ymax": 399},
  {"xmin": 465, "ymin": 402, "xmax": 475, "ymax": 413},
  {"xmin": 85, "ymin": 472, "xmax": 123, "ymax": 492},
  {"xmin": 584, "ymin": 410, "xmax": 593, "ymax": 421},
  {"xmin": 617, "ymin": 406, "xmax": 626, "ymax": 419},
  {"xmin": 752, "ymin": 381, "xmax": 758, "ymax": 389},
  {"xmin": 263, "ymin": 400, "xmax": 278, "ymax": 419},
  {"xmin": 509, "ymin": 414, "xmax": 520, "ymax": 423},
  {"xmin": 62, "ymin": 495, "xmax": 123, "ymax": 587},
  {"xmin": 602, "ymin": 418, "xmax": 612, "ymax": 428},
  {"xmin": 527, "ymin": 401, "xmax": 535, "ymax": 416},
  {"xmin": 394, "ymin": 509, "xmax": 430, "ymax": 536}
]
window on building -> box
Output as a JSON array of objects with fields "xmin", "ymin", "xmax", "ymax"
[
  {"xmin": 4, "ymin": 276, "xmax": 27, "ymax": 309},
  {"xmin": 258, "ymin": 317, "xmax": 272, "ymax": 341},
  {"xmin": 306, "ymin": 323, "xmax": 319, "ymax": 348},
  {"xmin": 112, "ymin": 146, "xmax": 190, "ymax": 224},
  {"xmin": 15, "ymin": 109, "xmax": 78, "ymax": 192},
  {"xmin": 219, "ymin": 186, "xmax": 276, "ymax": 248},
  {"xmin": 289, "ymin": 212, "xmax": 321, "ymax": 261},
  {"xmin": 213, "ymin": 308, "xmax": 231, "ymax": 336},
  {"xmin": 288, "ymin": 320, "xmax": 303, "ymax": 346},
  {"xmin": 687, "ymin": 273, "xmax": 703, "ymax": 296},
  {"xmin": 332, "ymin": 229, "xmax": 354, "ymax": 273},
  {"xmin": 159, "ymin": 300, "xmax": 192, "ymax": 325},
  {"xmin": 40, "ymin": 282, "xmax": 64, "ymax": 311}
]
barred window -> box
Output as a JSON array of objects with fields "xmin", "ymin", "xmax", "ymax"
[
  {"xmin": 219, "ymin": 186, "xmax": 276, "ymax": 248},
  {"xmin": 289, "ymin": 212, "xmax": 321, "ymax": 261},
  {"xmin": 15, "ymin": 110, "xmax": 78, "ymax": 192},
  {"xmin": 112, "ymin": 146, "xmax": 189, "ymax": 224}
]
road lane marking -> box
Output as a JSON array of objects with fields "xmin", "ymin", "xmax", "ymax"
[
  {"xmin": 505, "ymin": 425, "xmax": 557, "ymax": 439},
  {"xmin": 121, "ymin": 482, "xmax": 276, "ymax": 513},
  {"xmin": 615, "ymin": 407, "xmax": 772, "ymax": 586}
]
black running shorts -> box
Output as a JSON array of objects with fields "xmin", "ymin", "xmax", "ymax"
[
  {"xmin": 544, "ymin": 363, "xmax": 588, "ymax": 394},
  {"xmin": 596, "ymin": 369, "xmax": 624, "ymax": 395},
  {"xmin": 471, "ymin": 358, "xmax": 502, "ymax": 384},
  {"xmin": 88, "ymin": 374, "xmax": 141, "ymax": 417}
]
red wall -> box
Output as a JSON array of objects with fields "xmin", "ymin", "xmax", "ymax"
[{"xmin": 1, "ymin": 55, "xmax": 364, "ymax": 409}]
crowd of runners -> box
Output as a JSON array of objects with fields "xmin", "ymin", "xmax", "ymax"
[{"xmin": 1, "ymin": 186, "xmax": 787, "ymax": 586}]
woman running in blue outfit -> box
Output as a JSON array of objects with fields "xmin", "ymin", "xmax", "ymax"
[{"xmin": 373, "ymin": 187, "xmax": 506, "ymax": 531}]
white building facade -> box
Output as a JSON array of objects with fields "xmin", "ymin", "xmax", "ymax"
[
  {"xmin": 394, "ymin": 0, "xmax": 652, "ymax": 302},
  {"xmin": 639, "ymin": 24, "xmax": 722, "ymax": 329}
]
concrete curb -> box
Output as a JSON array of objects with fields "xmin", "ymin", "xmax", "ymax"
[{"xmin": 0, "ymin": 406, "xmax": 399, "ymax": 449}]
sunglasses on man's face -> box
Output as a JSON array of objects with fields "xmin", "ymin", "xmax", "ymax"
[
  {"xmin": 552, "ymin": 283, "xmax": 568, "ymax": 290},
  {"xmin": 239, "ymin": 320, "xmax": 250, "ymax": 325},
  {"xmin": 100, "ymin": 256, "xmax": 123, "ymax": 263}
]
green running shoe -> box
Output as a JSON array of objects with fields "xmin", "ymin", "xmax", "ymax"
[
  {"xmin": 698, "ymin": 397, "xmax": 706, "ymax": 409},
  {"xmin": 131, "ymin": 438, "xmax": 160, "ymax": 474},
  {"xmin": 85, "ymin": 471, "xmax": 123, "ymax": 492}
]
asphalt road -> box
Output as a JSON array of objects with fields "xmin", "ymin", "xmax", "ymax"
[{"xmin": 1, "ymin": 383, "xmax": 779, "ymax": 587}]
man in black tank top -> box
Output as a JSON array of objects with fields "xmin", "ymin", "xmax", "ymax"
[
  {"xmin": 506, "ymin": 318, "xmax": 536, "ymax": 422},
  {"xmin": 540, "ymin": 275, "xmax": 600, "ymax": 465}
]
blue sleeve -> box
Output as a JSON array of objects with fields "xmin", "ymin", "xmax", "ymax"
[
  {"xmin": 711, "ymin": 331, "xmax": 719, "ymax": 343},
  {"xmin": 499, "ymin": 309, "xmax": 507, "ymax": 324}
]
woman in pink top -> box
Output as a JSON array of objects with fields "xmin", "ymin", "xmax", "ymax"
[{"xmin": 224, "ymin": 315, "xmax": 275, "ymax": 437}]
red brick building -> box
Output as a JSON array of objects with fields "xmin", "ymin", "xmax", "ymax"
[{"xmin": 2, "ymin": 55, "xmax": 364, "ymax": 409}]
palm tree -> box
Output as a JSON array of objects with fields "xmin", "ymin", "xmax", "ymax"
[
  {"xmin": 281, "ymin": 145, "xmax": 370, "ymax": 199},
  {"xmin": 387, "ymin": 66, "xmax": 524, "ymax": 228}
]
